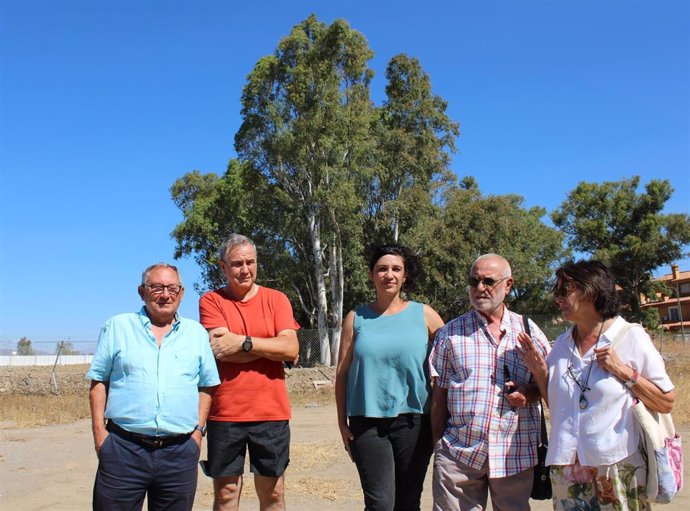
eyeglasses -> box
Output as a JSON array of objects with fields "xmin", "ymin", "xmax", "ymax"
[
  {"xmin": 564, "ymin": 363, "xmax": 590, "ymax": 394},
  {"xmin": 553, "ymin": 284, "xmax": 576, "ymax": 298},
  {"xmin": 468, "ymin": 276, "xmax": 509, "ymax": 289},
  {"xmin": 145, "ymin": 284, "xmax": 183, "ymax": 296}
]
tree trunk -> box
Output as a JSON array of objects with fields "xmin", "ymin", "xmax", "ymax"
[
  {"xmin": 308, "ymin": 206, "xmax": 331, "ymax": 365},
  {"xmin": 329, "ymin": 233, "xmax": 344, "ymax": 365}
]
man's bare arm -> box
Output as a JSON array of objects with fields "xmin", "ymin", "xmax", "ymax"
[
  {"xmin": 209, "ymin": 327, "xmax": 299, "ymax": 362},
  {"xmin": 89, "ymin": 380, "xmax": 109, "ymax": 454},
  {"xmin": 206, "ymin": 327, "xmax": 260, "ymax": 363},
  {"xmin": 431, "ymin": 385, "xmax": 449, "ymax": 444},
  {"xmin": 192, "ymin": 387, "xmax": 215, "ymax": 448}
]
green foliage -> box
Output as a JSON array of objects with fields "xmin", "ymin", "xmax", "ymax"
[
  {"xmin": 552, "ymin": 177, "xmax": 690, "ymax": 319},
  {"xmin": 55, "ymin": 341, "xmax": 80, "ymax": 355},
  {"xmin": 170, "ymin": 14, "xmax": 568, "ymax": 339},
  {"xmin": 640, "ymin": 308, "xmax": 660, "ymax": 331},
  {"xmin": 16, "ymin": 337, "xmax": 34, "ymax": 355},
  {"xmin": 369, "ymin": 54, "xmax": 459, "ymax": 241},
  {"xmin": 405, "ymin": 185, "xmax": 567, "ymax": 321}
]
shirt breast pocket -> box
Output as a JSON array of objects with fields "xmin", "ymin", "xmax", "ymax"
[{"xmin": 172, "ymin": 351, "xmax": 200, "ymax": 380}]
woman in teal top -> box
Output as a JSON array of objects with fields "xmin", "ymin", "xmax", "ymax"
[{"xmin": 336, "ymin": 244, "xmax": 444, "ymax": 511}]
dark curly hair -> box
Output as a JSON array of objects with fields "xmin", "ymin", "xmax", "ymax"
[
  {"xmin": 367, "ymin": 244, "xmax": 421, "ymax": 293},
  {"xmin": 553, "ymin": 260, "xmax": 619, "ymax": 319}
]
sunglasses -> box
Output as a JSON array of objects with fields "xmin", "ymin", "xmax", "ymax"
[
  {"xmin": 468, "ymin": 276, "xmax": 509, "ymax": 289},
  {"xmin": 553, "ymin": 285, "xmax": 576, "ymax": 298}
]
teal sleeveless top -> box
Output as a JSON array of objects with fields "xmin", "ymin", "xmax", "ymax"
[{"xmin": 346, "ymin": 301, "xmax": 431, "ymax": 417}]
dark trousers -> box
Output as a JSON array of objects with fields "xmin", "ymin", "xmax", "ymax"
[
  {"xmin": 93, "ymin": 432, "xmax": 200, "ymax": 511},
  {"xmin": 349, "ymin": 414, "xmax": 433, "ymax": 511}
]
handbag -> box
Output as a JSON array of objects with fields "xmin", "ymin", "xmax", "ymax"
[
  {"xmin": 612, "ymin": 323, "xmax": 683, "ymax": 504},
  {"xmin": 631, "ymin": 399, "xmax": 683, "ymax": 503},
  {"xmin": 531, "ymin": 401, "xmax": 552, "ymax": 500}
]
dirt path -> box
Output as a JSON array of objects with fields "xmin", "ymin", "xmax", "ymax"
[{"xmin": 1, "ymin": 404, "xmax": 688, "ymax": 510}]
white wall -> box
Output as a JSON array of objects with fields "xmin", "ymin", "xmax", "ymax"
[{"xmin": 0, "ymin": 355, "xmax": 94, "ymax": 367}]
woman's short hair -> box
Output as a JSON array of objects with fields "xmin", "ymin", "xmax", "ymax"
[
  {"xmin": 554, "ymin": 260, "xmax": 619, "ymax": 319},
  {"xmin": 367, "ymin": 244, "xmax": 421, "ymax": 292}
]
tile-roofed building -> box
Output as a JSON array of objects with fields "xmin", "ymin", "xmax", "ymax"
[{"xmin": 640, "ymin": 264, "xmax": 690, "ymax": 332}]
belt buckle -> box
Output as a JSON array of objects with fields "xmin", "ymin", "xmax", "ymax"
[{"xmin": 141, "ymin": 436, "xmax": 164, "ymax": 449}]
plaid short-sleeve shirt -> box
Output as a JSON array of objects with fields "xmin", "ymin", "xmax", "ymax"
[{"xmin": 429, "ymin": 307, "xmax": 551, "ymax": 478}]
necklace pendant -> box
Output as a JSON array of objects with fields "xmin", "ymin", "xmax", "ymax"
[{"xmin": 579, "ymin": 394, "xmax": 588, "ymax": 410}]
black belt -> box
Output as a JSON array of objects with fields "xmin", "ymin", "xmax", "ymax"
[{"xmin": 106, "ymin": 420, "xmax": 192, "ymax": 449}]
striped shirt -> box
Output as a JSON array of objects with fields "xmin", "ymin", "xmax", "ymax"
[{"xmin": 430, "ymin": 307, "xmax": 550, "ymax": 477}]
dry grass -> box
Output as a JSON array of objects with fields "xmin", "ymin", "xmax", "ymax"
[
  {"xmin": 0, "ymin": 388, "xmax": 336, "ymax": 430},
  {"xmin": 195, "ymin": 440, "xmax": 359, "ymax": 506},
  {"xmin": 2, "ymin": 344, "xmax": 690, "ymax": 429},
  {"xmin": 288, "ymin": 386, "xmax": 335, "ymax": 407},
  {"xmin": 0, "ymin": 394, "xmax": 90, "ymax": 428}
]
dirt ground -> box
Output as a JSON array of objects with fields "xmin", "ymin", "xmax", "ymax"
[
  {"xmin": 1, "ymin": 365, "xmax": 689, "ymax": 509},
  {"xmin": 1, "ymin": 402, "xmax": 689, "ymax": 510}
]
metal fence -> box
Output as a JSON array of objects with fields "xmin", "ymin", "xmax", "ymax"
[
  {"xmin": 0, "ymin": 317, "xmax": 569, "ymax": 368},
  {"xmin": 296, "ymin": 316, "xmax": 567, "ymax": 368},
  {"xmin": 296, "ymin": 329, "xmax": 328, "ymax": 367}
]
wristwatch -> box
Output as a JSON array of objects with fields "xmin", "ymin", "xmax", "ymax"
[
  {"xmin": 193, "ymin": 424, "xmax": 207, "ymax": 437},
  {"xmin": 242, "ymin": 335, "xmax": 253, "ymax": 352},
  {"xmin": 624, "ymin": 368, "xmax": 639, "ymax": 388}
]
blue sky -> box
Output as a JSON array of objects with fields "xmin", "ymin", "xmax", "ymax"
[{"xmin": 1, "ymin": 1, "xmax": 688, "ymax": 353}]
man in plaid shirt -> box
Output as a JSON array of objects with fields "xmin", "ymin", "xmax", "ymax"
[{"xmin": 429, "ymin": 254, "xmax": 550, "ymax": 511}]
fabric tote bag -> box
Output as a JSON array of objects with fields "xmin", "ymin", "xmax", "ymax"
[
  {"xmin": 612, "ymin": 323, "xmax": 683, "ymax": 504},
  {"xmin": 632, "ymin": 399, "xmax": 683, "ymax": 503}
]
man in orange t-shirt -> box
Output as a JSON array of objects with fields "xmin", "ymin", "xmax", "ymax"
[{"xmin": 199, "ymin": 233, "xmax": 299, "ymax": 511}]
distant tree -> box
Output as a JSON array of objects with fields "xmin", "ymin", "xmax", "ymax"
[
  {"xmin": 370, "ymin": 54, "xmax": 459, "ymax": 242},
  {"xmin": 552, "ymin": 177, "xmax": 690, "ymax": 321},
  {"xmin": 16, "ymin": 337, "xmax": 35, "ymax": 355},
  {"xmin": 55, "ymin": 341, "xmax": 80, "ymax": 355},
  {"xmin": 171, "ymin": 163, "xmax": 260, "ymax": 295},
  {"xmin": 640, "ymin": 308, "xmax": 661, "ymax": 331},
  {"xmin": 234, "ymin": 14, "xmax": 377, "ymax": 365},
  {"xmin": 405, "ymin": 183, "xmax": 567, "ymax": 321}
]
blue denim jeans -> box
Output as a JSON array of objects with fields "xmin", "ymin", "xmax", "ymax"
[{"xmin": 349, "ymin": 414, "xmax": 433, "ymax": 511}]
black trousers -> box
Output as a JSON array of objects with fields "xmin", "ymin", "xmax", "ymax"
[{"xmin": 349, "ymin": 414, "xmax": 433, "ymax": 511}]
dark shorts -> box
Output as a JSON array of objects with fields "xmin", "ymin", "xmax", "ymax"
[{"xmin": 203, "ymin": 420, "xmax": 290, "ymax": 478}]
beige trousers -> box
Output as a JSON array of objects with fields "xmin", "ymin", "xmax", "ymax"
[{"xmin": 432, "ymin": 440, "xmax": 533, "ymax": 511}]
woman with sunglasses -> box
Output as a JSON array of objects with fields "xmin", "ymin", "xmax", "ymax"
[
  {"xmin": 335, "ymin": 244, "xmax": 444, "ymax": 511},
  {"xmin": 519, "ymin": 260, "xmax": 675, "ymax": 511}
]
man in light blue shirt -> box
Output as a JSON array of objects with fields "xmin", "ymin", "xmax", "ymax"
[{"xmin": 87, "ymin": 262, "xmax": 220, "ymax": 511}]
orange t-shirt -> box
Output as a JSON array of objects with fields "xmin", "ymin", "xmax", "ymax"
[{"xmin": 199, "ymin": 286, "xmax": 300, "ymax": 422}]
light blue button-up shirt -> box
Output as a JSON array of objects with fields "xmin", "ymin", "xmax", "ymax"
[{"xmin": 87, "ymin": 307, "xmax": 220, "ymax": 436}]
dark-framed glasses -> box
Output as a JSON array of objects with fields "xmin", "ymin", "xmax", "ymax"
[
  {"xmin": 468, "ymin": 276, "xmax": 509, "ymax": 289},
  {"xmin": 565, "ymin": 363, "xmax": 590, "ymax": 394},
  {"xmin": 145, "ymin": 284, "xmax": 183, "ymax": 296},
  {"xmin": 565, "ymin": 362, "xmax": 592, "ymax": 409}
]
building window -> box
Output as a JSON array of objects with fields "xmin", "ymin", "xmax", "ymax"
[
  {"xmin": 669, "ymin": 306, "xmax": 681, "ymax": 322},
  {"xmin": 680, "ymin": 283, "xmax": 690, "ymax": 295}
]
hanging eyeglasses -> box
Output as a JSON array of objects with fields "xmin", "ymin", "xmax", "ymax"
[
  {"xmin": 565, "ymin": 363, "xmax": 592, "ymax": 409},
  {"xmin": 565, "ymin": 322, "xmax": 605, "ymax": 410}
]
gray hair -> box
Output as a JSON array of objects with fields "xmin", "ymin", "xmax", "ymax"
[
  {"xmin": 141, "ymin": 263, "xmax": 183, "ymax": 286},
  {"xmin": 470, "ymin": 253, "xmax": 512, "ymax": 278},
  {"xmin": 219, "ymin": 233, "xmax": 256, "ymax": 263}
]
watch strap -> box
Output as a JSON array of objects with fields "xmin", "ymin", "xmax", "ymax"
[{"xmin": 624, "ymin": 368, "xmax": 639, "ymax": 388}]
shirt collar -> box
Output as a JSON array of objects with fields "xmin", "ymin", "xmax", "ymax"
[
  {"xmin": 137, "ymin": 306, "xmax": 181, "ymax": 331},
  {"xmin": 599, "ymin": 315, "xmax": 624, "ymax": 344},
  {"xmin": 473, "ymin": 305, "xmax": 509, "ymax": 333}
]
